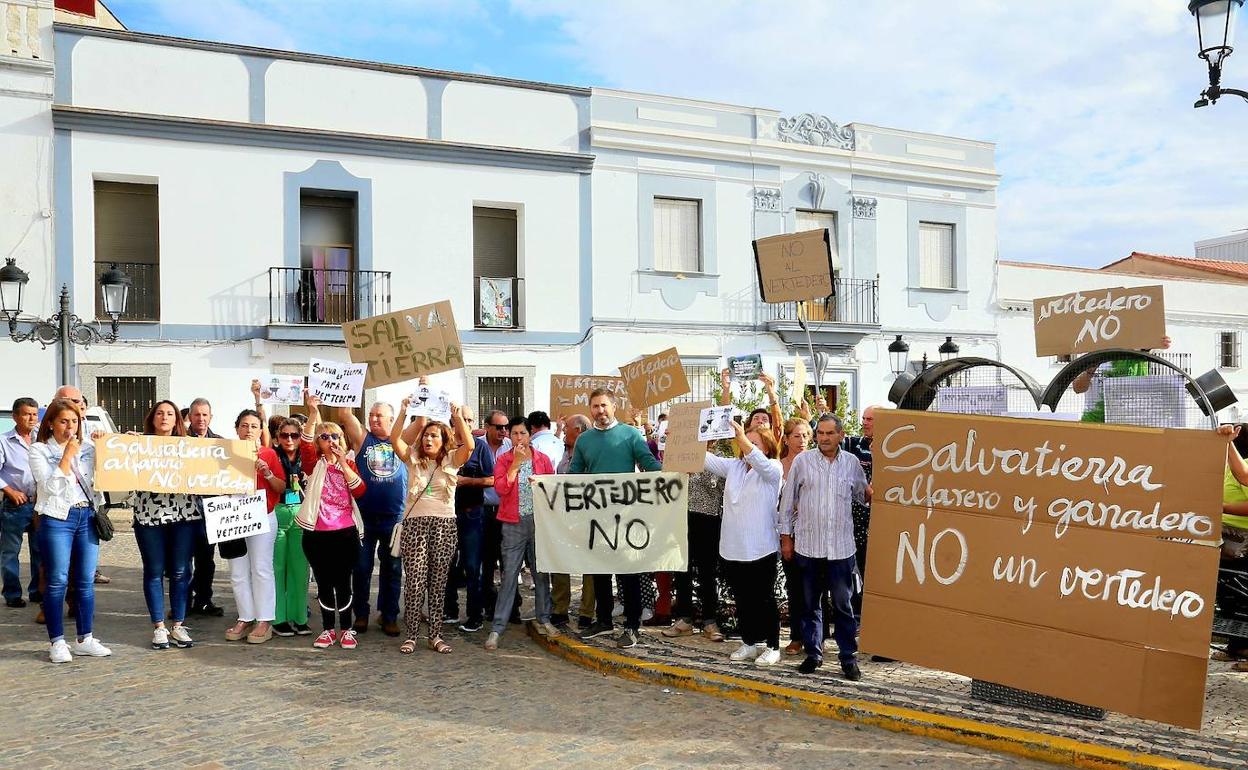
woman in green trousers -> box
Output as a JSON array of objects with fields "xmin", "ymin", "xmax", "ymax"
[{"xmin": 271, "ymin": 418, "xmax": 311, "ymax": 636}]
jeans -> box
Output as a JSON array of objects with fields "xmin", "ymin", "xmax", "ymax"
[
  {"xmin": 491, "ymin": 516, "xmax": 551, "ymax": 634},
  {"xmin": 673, "ymin": 511, "xmax": 721, "ymax": 624},
  {"xmin": 722, "ymin": 553, "xmax": 779, "ymax": 649},
  {"xmin": 354, "ymin": 518, "xmax": 402, "ymax": 623},
  {"xmin": 797, "ymin": 552, "xmax": 859, "ymax": 663},
  {"xmin": 1, "ymin": 501, "xmax": 40, "ymax": 602},
  {"xmin": 272, "ymin": 503, "xmax": 309, "ymax": 626},
  {"xmin": 133, "ymin": 519, "xmax": 197, "ymax": 624},
  {"xmin": 444, "ymin": 505, "xmax": 484, "ymax": 623},
  {"xmin": 482, "ymin": 506, "xmax": 520, "ymax": 618},
  {"xmin": 190, "ymin": 518, "xmax": 217, "ymax": 608},
  {"xmin": 593, "ymin": 573, "xmax": 641, "ymax": 631},
  {"xmin": 38, "ymin": 505, "xmax": 98, "ymax": 641},
  {"xmin": 228, "ymin": 512, "xmax": 278, "ymax": 622}
]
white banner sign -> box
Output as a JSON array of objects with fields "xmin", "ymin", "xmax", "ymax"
[
  {"xmin": 256, "ymin": 374, "xmax": 305, "ymax": 406},
  {"xmin": 203, "ymin": 492, "xmax": 270, "ymax": 544},
  {"xmin": 308, "ymin": 358, "xmax": 367, "ymax": 408},
  {"xmin": 406, "ymin": 384, "xmax": 452, "ymax": 423},
  {"xmin": 534, "ymin": 472, "xmax": 689, "ymax": 574},
  {"xmin": 1103, "ymin": 374, "xmax": 1189, "ymax": 428},
  {"xmin": 934, "ymin": 385, "xmax": 1009, "ymax": 416}
]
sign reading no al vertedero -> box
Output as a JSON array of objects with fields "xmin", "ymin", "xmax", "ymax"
[{"xmin": 533, "ymin": 472, "xmax": 689, "ymax": 574}]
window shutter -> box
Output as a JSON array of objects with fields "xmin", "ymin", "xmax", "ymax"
[
  {"xmin": 794, "ymin": 210, "xmax": 840, "ymax": 271},
  {"xmin": 653, "ymin": 198, "xmax": 700, "ymax": 272},
  {"xmin": 473, "ymin": 207, "xmax": 518, "ymax": 278},
  {"xmin": 919, "ymin": 222, "xmax": 954, "ymax": 289},
  {"xmin": 94, "ymin": 181, "xmax": 159, "ymax": 266}
]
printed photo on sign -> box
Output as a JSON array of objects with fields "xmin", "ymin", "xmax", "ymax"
[
  {"xmin": 203, "ymin": 492, "xmax": 270, "ymax": 544},
  {"xmin": 407, "ymin": 384, "xmax": 452, "ymax": 423},
  {"xmin": 308, "ymin": 358, "xmax": 367, "ymax": 408},
  {"xmin": 727, "ymin": 354, "xmax": 763, "ymax": 380},
  {"xmin": 256, "ymin": 373, "xmax": 304, "ymax": 406},
  {"xmin": 697, "ymin": 405, "xmax": 735, "ymax": 442}
]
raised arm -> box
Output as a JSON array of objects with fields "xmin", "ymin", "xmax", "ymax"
[
  {"xmin": 450, "ymin": 404, "xmax": 474, "ymax": 467},
  {"xmin": 718, "ymin": 367, "xmax": 733, "ymax": 406},
  {"xmin": 758, "ymin": 372, "xmax": 783, "ymax": 443},
  {"xmin": 1223, "ymin": 425, "xmax": 1248, "ymax": 485},
  {"xmin": 336, "ymin": 406, "xmax": 366, "ymax": 454},
  {"xmin": 390, "ymin": 396, "xmax": 414, "ymax": 465},
  {"xmin": 250, "ymin": 379, "xmax": 271, "ymax": 448}
]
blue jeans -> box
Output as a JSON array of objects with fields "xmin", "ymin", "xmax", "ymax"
[
  {"xmin": 354, "ymin": 518, "xmax": 402, "ymax": 622},
  {"xmin": 797, "ymin": 553, "xmax": 859, "ymax": 663},
  {"xmin": 491, "ymin": 516, "xmax": 551, "ymax": 634},
  {"xmin": 37, "ymin": 504, "xmax": 99, "ymax": 641},
  {"xmin": 445, "ymin": 505, "xmax": 485, "ymax": 623},
  {"xmin": 133, "ymin": 519, "xmax": 197, "ymax": 624},
  {"xmin": 1, "ymin": 501, "xmax": 40, "ymax": 602}
]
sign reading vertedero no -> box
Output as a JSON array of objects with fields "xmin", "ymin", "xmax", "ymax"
[
  {"xmin": 620, "ymin": 347, "xmax": 691, "ymax": 410},
  {"xmin": 1032, "ymin": 285, "xmax": 1166, "ymax": 357}
]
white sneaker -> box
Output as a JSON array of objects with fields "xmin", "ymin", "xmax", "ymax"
[
  {"xmin": 640, "ymin": 607, "xmax": 654, "ymax": 623},
  {"xmin": 49, "ymin": 639, "xmax": 72, "ymax": 664},
  {"xmin": 541, "ymin": 621, "xmax": 561, "ymax": 639},
  {"xmin": 169, "ymin": 626, "xmax": 193, "ymax": 648},
  {"xmin": 70, "ymin": 635, "xmax": 112, "ymax": 657},
  {"xmin": 730, "ymin": 642, "xmax": 761, "ymax": 661},
  {"xmin": 484, "ymin": 631, "xmax": 499, "ymax": 651},
  {"xmin": 152, "ymin": 627, "xmax": 170, "ymax": 650},
  {"xmin": 755, "ymin": 647, "xmax": 782, "ymax": 666}
]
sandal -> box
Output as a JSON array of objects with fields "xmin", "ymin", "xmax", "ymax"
[
  {"xmin": 399, "ymin": 639, "xmax": 418, "ymax": 654},
  {"xmin": 429, "ymin": 637, "xmax": 452, "ymax": 654},
  {"xmin": 1212, "ymin": 649, "xmax": 1248, "ymax": 662}
]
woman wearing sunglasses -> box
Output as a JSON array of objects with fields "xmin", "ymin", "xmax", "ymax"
[
  {"xmin": 391, "ymin": 400, "xmax": 474, "ymax": 654},
  {"xmin": 270, "ymin": 417, "xmax": 311, "ymax": 637},
  {"xmin": 296, "ymin": 396, "xmax": 367, "ymax": 650}
]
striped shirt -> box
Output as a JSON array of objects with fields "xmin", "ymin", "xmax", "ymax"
[
  {"xmin": 778, "ymin": 448, "xmax": 867, "ymax": 560},
  {"xmin": 703, "ymin": 448, "xmax": 784, "ymax": 562}
]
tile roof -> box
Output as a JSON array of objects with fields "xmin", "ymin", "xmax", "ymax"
[{"xmin": 1102, "ymin": 251, "xmax": 1248, "ymax": 279}]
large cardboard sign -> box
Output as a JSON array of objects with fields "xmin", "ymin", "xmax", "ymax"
[
  {"xmin": 621, "ymin": 348, "xmax": 691, "ymax": 410},
  {"xmin": 203, "ymin": 492, "xmax": 270, "ymax": 544},
  {"xmin": 308, "ymin": 359, "xmax": 367, "ymax": 408},
  {"xmin": 661, "ymin": 400, "xmax": 711, "ymax": 473},
  {"xmin": 342, "ymin": 300, "xmax": 464, "ymax": 387},
  {"xmin": 96, "ymin": 434, "xmax": 257, "ymax": 495},
  {"xmin": 1032, "ymin": 285, "xmax": 1166, "ymax": 357},
  {"xmin": 860, "ymin": 410, "xmax": 1223, "ymax": 729},
  {"xmin": 549, "ymin": 374, "xmax": 633, "ymax": 420},
  {"xmin": 753, "ymin": 228, "xmax": 834, "ymax": 303},
  {"xmin": 533, "ymin": 472, "xmax": 689, "ymax": 574}
]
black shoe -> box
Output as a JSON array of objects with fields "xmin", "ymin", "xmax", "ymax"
[
  {"xmin": 271, "ymin": 622, "xmax": 296, "ymax": 637},
  {"xmin": 28, "ymin": 592, "xmax": 41, "ymax": 604},
  {"xmin": 798, "ymin": 656, "xmax": 823, "ymax": 674},
  {"xmin": 458, "ymin": 619, "xmax": 483, "ymax": 633},
  {"xmin": 5, "ymin": 598, "xmax": 26, "ymax": 608},
  {"xmin": 294, "ymin": 623, "xmax": 313, "ymax": 636},
  {"xmin": 200, "ymin": 602, "xmax": 225, "ymax": 617},
  {"xmin": 508, "ymin": 612, "xmax": 522, "ymax": 625},
  {"xmin": 579, "ymin": 621, "xmax": 615, "ymax": 640},
  {"xmin": 869, "ymin": 655, "xmax": 895, "ymax": 663},
  {"xmin": 615, "ymin": 628, "xmax": 640, "ymax": 649},
  {"xmin": 549, "ymin": 613, "xmax": 570, "ymax": 627},
  {"xmin": 576, "ymin": 615, "xmax": 593, "ymax": 630},
  {"xmin": 841, "ymin": 661, "xmax": 863, "ymax": 681}
]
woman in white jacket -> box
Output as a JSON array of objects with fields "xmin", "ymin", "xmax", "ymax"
[
  {"xmin": 28, "ymin": 398, "xmax": 111, "ymax": 663},
  {"xmin": 703, "ymin": 419, "xmax": 784, "ymax": 667}
]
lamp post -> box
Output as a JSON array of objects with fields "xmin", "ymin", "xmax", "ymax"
[
  {"xmin": 1191, "ymin": 0, "xmax": 1248, "ymax": 107},
  {"xmin": 0, "ymin": 258, "xmax": 131, "ymax": 386},
  {"xmin": 939, "ymin": 335, "xmax": 960, "ymax": 362},
  {"xmin": 888, "ymin": 334, "xmax": 910, "ymax": 376}
]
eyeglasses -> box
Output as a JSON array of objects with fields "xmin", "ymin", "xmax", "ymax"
[
  {"xmin": 318, "ymin": 433, "xmax": 342, "ymax": 442},
  {"xmin": 279, "ymin": 432, "xmax": 301, "ymax": 440}
]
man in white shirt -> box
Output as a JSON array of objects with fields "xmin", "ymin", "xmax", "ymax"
[
  {"xmin": 525, "ymin": 411, "xmax": 563, "ymax": 469},
  {"xmin": 778, "ymin": 414, "xmax": 871, "ymax": 680}
]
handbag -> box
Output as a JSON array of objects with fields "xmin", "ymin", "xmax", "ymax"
[
  {"xmin": 391, "ymin": 464, "xmax": 433, "ymax": 557},
  {"xmin": 71, "ymin": 464, "xmax": 112, "ymax": 542},
  {"xmin": 219, "ymin": 537, "xmax": 248, "ymax": 559}
]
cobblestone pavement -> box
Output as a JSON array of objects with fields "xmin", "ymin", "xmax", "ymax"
[{"xmin": 0, "ymin": 530, "xmax": 1048, "ymax": 770}]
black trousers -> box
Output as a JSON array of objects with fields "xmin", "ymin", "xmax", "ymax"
[
  {"xmin": 189, "ymin": 519, "xmax": 216, "ymax": 608},
  {"xmin": 303, "ymin": 527, "xmax": 361, "ymax": 632},
  {"xmin": 723, "ymin": 553, "xmax": 779, "ymax": 649},
  {"xmin": 593, "ymin": 573, "xmax": 641, "ymax": 630},
  {"xmin": 673, "ymin": 511, "xmax": 721, "ymax": 624}
]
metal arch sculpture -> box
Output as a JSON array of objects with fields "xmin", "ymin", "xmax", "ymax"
[
  {"xmin": 887, "ymin": 356, "xmax": 1044, "ymax": 412},
  {"xmin": 1040, "ymin": 349, "xmax": 1221, "ymax": 428}
]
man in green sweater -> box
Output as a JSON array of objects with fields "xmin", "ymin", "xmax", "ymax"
[{"xmin": 570, "ymin": 388, "xmax": 663, "ymax": 649}]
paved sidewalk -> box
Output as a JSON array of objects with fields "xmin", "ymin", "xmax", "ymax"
[{"xmin": 541, "ymin": 622, "xmax": 1248, "ymax": 770}]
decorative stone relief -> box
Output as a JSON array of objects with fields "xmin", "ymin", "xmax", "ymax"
[
  {"xmin": 753, "ymin": 187, "xmax": 781, "ymax": 212},
  {"xmin": 778, "ymin": 114, "xmax": 855, "ymax": 150},
  {"xmin": 807, "ymin": 173, "xmax": 826, "ymax": 210},
  {"xmin": 852, "ymin": 196, "xmax": 877, "ymax": 219}
]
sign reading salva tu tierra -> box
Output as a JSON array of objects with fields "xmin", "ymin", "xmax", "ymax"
[
  {"xmin": 342, "ymin": 300, "xmax": 464, "ymax": 388},
  {"xmin": 95, "ymin": 434, "xmax": 257, "ymax": 495},
  {"xmin": 620, "ymin": 347, "xmax": 690, "ymax": 410},
  {"xmin": 752, "ymin": 228, "xmax": 834, "ymax": 303},
  {"xmin": 860, "ymin": 410, "xmax": 1222, "ymax": 729},
  {"xmin": 1032, "ymin": 285, "xmax": 1165, "ymax": 357}
]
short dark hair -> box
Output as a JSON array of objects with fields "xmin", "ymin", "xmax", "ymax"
[
  {"xmin": 526, "ymin": 410, "xmax": 551, "ymax": 431},
  {"xmin": 235, "ymin": 409, "xmax": 262, "ymax": 429},
  {"xmin": 588, "ymin": 388, "xmax": 614, "ymax": 402},
  {"xmin": 507, "ymin": 416, "xmax": 528, "ymax": 432},
  {"xmin": 486, "ymin": 409, "xmax": 509, "ymax": 425},
  {"xmin": 12, "ymin": 397, "xmax": 37, "ymax": 413},
  {"xmin": 291, "ymin": 412, "xmax": 309, "ymax": 425}
]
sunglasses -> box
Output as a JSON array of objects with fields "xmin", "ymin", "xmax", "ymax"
[
  {"xmin": 490, "ymin": 423, "xmax": 508, "ymax": 429},
  {"xmin": 279, "ymin": 432, "xmax": 301, "ymax": 440},
  {"xmin": 319, "ymin": 433, "xmax": 343, "ymax": 442}
]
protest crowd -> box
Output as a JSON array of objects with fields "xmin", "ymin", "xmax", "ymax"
[{"xmin": 4, "ymin": 365, "xmax": 1248, "ymax": 688}]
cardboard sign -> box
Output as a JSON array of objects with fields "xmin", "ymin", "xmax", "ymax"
[
  {"xmin": 792, "ymin": 355, "xmax": 808, "ymax": 404},
  {"xmin": 407, "ymin": 384, "xmax": 452, "ymax": 423},
  {"xmin": 533, "ymin": 472, "xmax": 689, "ymax": 574},
  {"xmin": 342, "ymin": 300, "xmax": 464, "ymax": 387},
  {"xmin": 550, "ymin": 374, "xmax": 634, "ymax": 420},
  {"xmin": 621, "ymin": 348, "xmax": 691, "ymax": 410},
  {"xmin": 860, "ymin": 410, "xmax": 1224, "ymax": 729},
  {"xmin": 203, "ymin": 492, "xmax": 270, "ymax": 544},
  {"xmin": 256, "ymin": 374, "xmax": 305, "ymax": 407},
  {"xmin": 697, "ymin": 405, "xmax": 735, "ymax": 442},
  {"xmin": 662, "ymin": 400, "xmax": 711, "ymax": 473},
  {"xmin": 1032, "ymin": 285, "xmax": 1166, "ymax": 357},
  {"xmin": 308, "ymin": 358, "xmax": 367, "ymax": 408},
  {"xmin": 753, "ymin": 228, "xmax": 834, "ymax": 303},
  {"xmin": 727, "ymin": 354, "xmax": 763, "ymax": 381},
  {"xmin": 95, "ymin": 434, "xmax": 257, "ymax": 495}
]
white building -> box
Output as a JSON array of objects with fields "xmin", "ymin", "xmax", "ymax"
[{"xmin": 1, "ymin": 2, "xmax": 1004, "ymax": 430}]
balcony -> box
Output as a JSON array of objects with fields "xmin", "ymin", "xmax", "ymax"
[
  {"xmin": 474, "ymin": 276, "xmax": 524, "ymax": 330},
  {"xmin": 761, "ymin": 276, "xmax": 880, "ymax": 349},
  {"xmin": 95, "ymin": 261, "xmax": 159, "ymax": 322},
  {"xmin": 267, "ymin": 267, "xmax": 391, "ymax": 336}
]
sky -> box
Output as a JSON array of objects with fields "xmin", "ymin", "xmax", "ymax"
[{"xmin": 103, "ymin": 0, "xmax": 1248, "ymax": 268}]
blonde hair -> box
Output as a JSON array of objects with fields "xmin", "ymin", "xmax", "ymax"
[
  {"xmin": 314, "ymin": 421, "xmax": 347, "ymax": 450},
  {"xmin": 780, "ymin": 418, "xmax": 811, "ymax": 459}
]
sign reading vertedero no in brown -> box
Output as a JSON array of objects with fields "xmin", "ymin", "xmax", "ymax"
[
  {"xmin": 620, "ymin": 347, "xmax": 691, "ymax": 410},
  {"xmin": 1032, "ymin": 285, "xmax": 1166, "ymax": 357}
]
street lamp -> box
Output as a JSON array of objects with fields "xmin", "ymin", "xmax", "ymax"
[
  {"xmin": 0, "ymin": 258, "xmax": 131, "ymax": 385},
  {"xmin": 1191, "ymin": 0, "xmax": 1248, "ymax": 107},
  {"xmin": 938, "ymin": 335, "xmax": 960, "ymax": 362},
  {"xmin": 888, "ymin": 334, "xmax": 910, "ymax": 376}
]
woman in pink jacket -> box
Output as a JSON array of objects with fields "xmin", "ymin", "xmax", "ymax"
[{"xmin": 484, "ymin": 416, "xmax": 558, "ymax": 650}]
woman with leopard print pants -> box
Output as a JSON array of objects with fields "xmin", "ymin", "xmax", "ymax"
[{"xmin": 391, "ymin": 400, "xmax": 474, "ymax": 654}]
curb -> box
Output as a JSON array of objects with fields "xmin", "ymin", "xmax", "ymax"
[{"xmin": 526, "ymin": 626, "xmax": 1215, "ymax": 770}]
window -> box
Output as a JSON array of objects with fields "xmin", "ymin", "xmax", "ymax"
[
  {"xmin": 95, "ymin": 376, "xmax": 155, "ymax": 433},
  {"xmin": 795, "ymin": 210, "xmax": 841, "ymax": 272},
  {"xmin": 1219, "ymin": 331, "xmax": 1241, "ymax": 369},
  {"xmin": 299, "ymin": 193, "xmax": 356, "ymax": 324},
  {"xmin": 93, "ymin": 181, "xmax": 159, "ymax": 321},
  {"xmin": 478, "ymin": 376, "xmax": 524, "ymax": 422},
  {"xmin": 648, "ymin": 365, "xmax": 717, "ymax": 421},
  {"xmin": 652, "ymin": 198, "xmax": 701, "ymax": 273},
  {"xmin": 918, "ymin": 222, "xmax": 955, "ymax": 289},
  {"xmin": 473, "ymin": 207, "xmax": 520, "ymax": 328}
]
